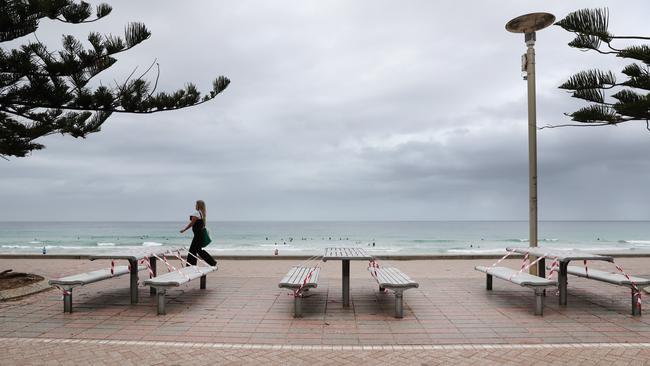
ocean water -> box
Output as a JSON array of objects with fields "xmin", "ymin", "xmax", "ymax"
[{"xmin": 0, "ymin": 221, "xmax": 649, "ymax": 255}]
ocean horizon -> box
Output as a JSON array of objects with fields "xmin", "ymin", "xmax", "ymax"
[{"xmin": 1, "ymin": 220, "xmax": 649, "ymax": 255}]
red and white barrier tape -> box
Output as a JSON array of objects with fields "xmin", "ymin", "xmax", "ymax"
[
  {"xmin": 139, "ymin": 256, "xmax": 154, "ymax": 279},
  {"xmin": 368, "ymin": 259, "xmax": 380, "ymax": 280},
  {"xmin": 615, "ymin": 264, "xmax": 642, "ymax": 310},
  {"xmin": 170, "ymin": 250, "xmax": 201, "ymax": 275},
  {"xmin": 151, "ymin": 253, "xmax": 191, "ymax": 281},
  {"xmin": 53, "ymin": 285, "xmax": 71, "ymax": 298},
  {"xmin": 294, "ymin": 266, "xmax": 318, "ymax": 297},
  {"xmin": 547, "ymin": 257, "xmax": 560, "ymax": 280},
  {"xmin": 288, "ymin": 255, "xmax": 323, "ymax": 297},
  {"xmin": 519, "ymin": 253, "xmax": 530, "ymax": 273},
  {"xmin": 175, "ymin": 250, "xmax": 186, "ymax": 267},
  {"xmin": 509, "ymin": 254, "xmax": 547, "ymax": 281},
  {"xmin": 490, "ymin": 250, "xmax": 515, "ymax": 268}
]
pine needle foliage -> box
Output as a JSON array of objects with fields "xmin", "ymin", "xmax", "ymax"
[
  {"xmin": 554, "ymin": 8, "xmax": 649, "ymax": 130},
  {"xmin": 0, "ymin": 0, "xmax": 230, "ymax": 158}
]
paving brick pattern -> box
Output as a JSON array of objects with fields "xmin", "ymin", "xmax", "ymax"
[
  {"xmin": 3, "ymin": 338, "xmax": 650, "ymax": 365},
  {"xmin": 2, "ymin": 257, "xmax": 650, "ymax": 364}
]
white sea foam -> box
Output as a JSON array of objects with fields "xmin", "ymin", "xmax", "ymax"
[
  {"xmin": 44, "ymin": 245, "xmax": 91, "ymax": 250},
  {"xmin": 2, "ymin": 245, "xmax": 31, "ymax": 249},
  {"xmin": 142, "ymin": 242, "xmax": 163, "ymax": 247},
  {"xmin": 447, "ymin": 249, "xmax": 506, "ymax": 254},
  {"xmin": 622, "ymin": 240, "xmax": 650, "ymax": 245},
  {"xmin": 367, "ymin": 248, "xmax": 401, "ymax": 253},
  {"xmin": 97, "ymin": 242, "xmax": 115, "ymax": 246},
  {"xmin": 29, "ymin": 241, "xmax": 41, "ymax": 244}
]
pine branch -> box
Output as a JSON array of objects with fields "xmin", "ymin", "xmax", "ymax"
[
  {"xmin": 557, "ymin": 7, "xmax": 650, "ymax": 129},
  {"xmin": 618, "ymin": 45, "xmax": 650, "ymax": 65},
  {"xmin": 538, "ymin": 122, "xmax": 614, "ymax": 129},
  {"xmin": 559, "ymin": 70, "xmax": 617, "ymax": 90},
  {"xmin": 0, "ymin": 1, "xmax": 230, "ymax": 157},
  {"xmin": 555, "ymin": 8, "xmax": 612, "ymax": 43}
]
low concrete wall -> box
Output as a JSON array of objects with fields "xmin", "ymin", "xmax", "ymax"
[{"xmin": 1, "ymin": 250, "xmax": 650, "ymax": 261}]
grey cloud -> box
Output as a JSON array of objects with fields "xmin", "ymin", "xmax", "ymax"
[{"xmin": 2, "ymin": 0, "xmax": 650, "ymax": 221}]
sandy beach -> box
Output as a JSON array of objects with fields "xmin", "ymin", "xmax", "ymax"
[{"xmin": 2, "ymin": 256, "xmax": 650, "ymax": 364}]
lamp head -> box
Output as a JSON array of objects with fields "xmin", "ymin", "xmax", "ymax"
[{"xmin": 506, "ymin": 12, "xmax": 555, "ymax": 34}]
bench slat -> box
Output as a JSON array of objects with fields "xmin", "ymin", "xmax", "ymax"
[
  {"xmin": 370, "ymin": 267, "xmax": 419, "ymax": 289},
  {"xmin": 292, "ymin": 267, "xmax": 309, "ymax": 285},
  {"xmin": 144, "ymin": 266, "xmax": 216, "ymax": 287},
  {"xmin": 282, "ymin": 266, "xmax": 303, "ymax": 285},
  {"xmin": 566, "ymin": 266, "xmax": 650, "ymax": 286},
  {"xmin": 279, "ymin": 266, "xmax": 320, "ymax": 289},
  {"xmin": 49, "ymin": 265, "xmax": 144, "ymax": 287},
  {"xmin": 475, "ymin": 266, "xmax": 556, "ymax": 287}
]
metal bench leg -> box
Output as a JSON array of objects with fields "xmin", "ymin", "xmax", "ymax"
[
  {"xmin": 129, "ymin": 259, "xmax": 138, "ymax": 304},
  {"xmin": 294, "ymin": 295, "xmax": 303, "ymax": 318},
  {"xmin": 537, "ymin": 258, "xmax": 546, "ymax": 297},
  {"xmin": 394, "ymin": 290, "xmax": 404, "ymax": 318},
  {"xmin": 342, "ymin": 260, "xmax": 350, "ymax": 307},
  {"xmin": 486, "ymin": 274, "xmax": 493, "ymax": 290},
  {"xmin": 200, "ymin": 275, "xmax": 206, "ymax": 289},
  {"xmin": 559, "ymin": 262, "xmax": 568, "ymax": 306},
  {"xmin": 150, "ymin": 257, "xmax": 157, "ymax": 296},
  {"xmin": 632, "ymin": 289, "xmax": 641, "ymax": 316},
  {"xmin": 157, "ymin": 289, "xmax": 166, "ymax": 315},
  {"xmin": 534, "ymin": 288, "xmax": 544, "ymax": 316},
  {"xmin": 63, "ymin": 290, "xmax": 72, "ymax": 313}
]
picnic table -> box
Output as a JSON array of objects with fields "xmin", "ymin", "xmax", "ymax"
[
  {"xmin": 322, "ymin": 247, "xmax": 373, "ymax": 307},
  {"xmin": 507, "ymin": 247, "xmax": 614, "ymax": 306},
  {"xmin": 88, "ymin": 247, "xmax": 177, "ymax": 303}
]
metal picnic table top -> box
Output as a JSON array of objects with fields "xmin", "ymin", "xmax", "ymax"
[
  {"xmin": 322, "ymin": 247, "xmax": 373, "ymax": 261},
  {"xmin": 506, "ymin": 247, "xmax": 614, "ymax": 263}
]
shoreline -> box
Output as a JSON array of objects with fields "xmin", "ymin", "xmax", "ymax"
[{"xmin": 2, "ymin": 249, "xmax": 650, "ymax": 260}]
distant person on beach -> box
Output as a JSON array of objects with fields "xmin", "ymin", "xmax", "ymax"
[{"xmin": 180, "ymin": 200, "xmax": 217, "ymax": 267}]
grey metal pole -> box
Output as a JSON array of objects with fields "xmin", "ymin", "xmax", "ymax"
[
  {"xmin": 129, "ymin": 259, "xmax": 138, "ymax": 304},
  {"xmin": 150, "ymin": 256, "xmax": 157, "ymax": 295},
  {"xmin": 525, "ymin": 32, "xmax": 538, "ymax": 276},
  {"xmin": 342, "ymin": 260, "xmax": 350, "ymax": 307}
]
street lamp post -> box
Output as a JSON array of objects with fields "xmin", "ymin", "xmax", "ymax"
[{"xmin": 506, "ymin": 12, "xmax": 555, "ymax": 276}]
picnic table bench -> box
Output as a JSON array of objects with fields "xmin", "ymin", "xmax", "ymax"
[
  {"xmin": 564, "ymin": 265, "xmax": 650, "ymax": 316},
  {"xmin": 143, "ymin": 265, "xmax": 216, "ymax": 315},
  {"xmin": 506, "ymin": 247, "xmax": 613, "ymax": 306},
  {"xmin": 49, "ymin": 265, "xmax": 145, "ymax": 313},
  {"xmin": 368, "ymin": 267, "xmax": 418, "ymax": 318},
  {"xmin": 475, "ymin": 265, "xmax": 557, "ymax": 315},
  {"xmin": 278, "ymin": 266, "xmax": 320, "ymax": 317}
]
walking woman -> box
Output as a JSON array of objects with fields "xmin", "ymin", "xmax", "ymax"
[{"xmin": 180, "ymin": 200, "xmax": 217, "ymax": 266}]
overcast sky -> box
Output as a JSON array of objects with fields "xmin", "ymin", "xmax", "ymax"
[{"xmin": 2, "ymin": 1, "xmax": 650, "ymax": 221}]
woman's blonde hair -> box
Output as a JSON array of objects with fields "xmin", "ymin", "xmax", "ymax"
[{"xmin": 196, "ymin": 200, "xmax": 206, "ymax": 224}]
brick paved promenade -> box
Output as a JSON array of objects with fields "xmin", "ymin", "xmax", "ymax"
[{"xmin": 2, "ymin": 257, "xmax": 650, "ymax": 364}]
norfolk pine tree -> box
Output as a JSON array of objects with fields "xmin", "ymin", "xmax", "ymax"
[
  {"xmin": 548, "ymin": 8, "xmax": 649, "ymax": 131},
  {"xmin": 0, "ymin": 0, "xmax": 230, "ymax": 158}
]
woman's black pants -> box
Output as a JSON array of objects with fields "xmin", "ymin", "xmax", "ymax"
[{"xmin": 187, "ymin": 241, "xmax": 217, "ymax": 266}]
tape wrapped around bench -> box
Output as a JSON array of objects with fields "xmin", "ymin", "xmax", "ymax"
[
  {"xmin": 144, "ymin": 266, "xmax": 215, "ymax": 287},
  {"xmin": 369, "ymin": 267, "xmax": 419, "ymax": 289},
  {"xmin": 49, "ymin": 265, "xmax": 145, "ymax": 287},
  {"xmin": 566, "ymin": 266, "xmax": 650, "ymax": 286},
  {"xmin": 278, "ymin": 267, "xmax": 320, "ymax": 289},
  {"xmin": 475, "ymin": 266, "xmax": 556, "ymax": 287}
]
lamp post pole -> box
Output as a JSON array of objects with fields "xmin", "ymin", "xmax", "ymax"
[
  {"xmin": 526, "ymin": 32, "xmax": 538, "ymax": 276},
  {"xmin": 505, "ymin": 12, "xmax": 555, "ymax": 276}
]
